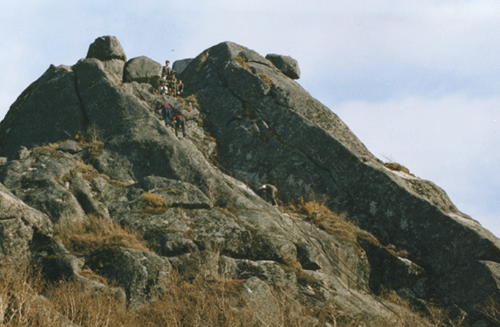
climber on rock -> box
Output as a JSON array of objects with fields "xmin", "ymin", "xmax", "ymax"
[
  {"xmin": 257, "ymin": 184, "xmax": 278, "ymax": 206},
  {"xmin": 156, "ymin": 103, "xmax": 172, "ymax": 126},
  {"xmin": 172, "ymin": 115, "xmax": 186, "ymax": 138}
]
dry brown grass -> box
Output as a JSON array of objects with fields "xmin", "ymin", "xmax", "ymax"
[
  {"xmin": 55, "ymin": 214, "xmax": 149, "ymax": 257},
  {"xmin": 378, "ymin": 288, "xmax": 469, "ymax": 327},
  {"xmin": 232, "ymin": 55, "xmax": 253, "ymax": 72},
  {"xmin": 293, "ymin": 198, "xmax": 378, "ymax": 245},
  {"xmin": 72, "ymin": 160, "xmax": 136, "ymax": 187},
  {"xmin": 178, "ymin": 94, "xmax": 201, "ymax": 112},
  {"xmin": 480, "ymin": 297, "xmax": 500, "ymax": 326},
  {"xmin": 137, "ymin": 191, "xmax": 169, "ymax": 214},
  {"xmin": 384, "ymin": 162, "xmax": 415, "ymax": 177},
  {"xmin": 30, "ymin": 143, "xmax": 66, "ymax": 159},
  {"xmin": 43, "ymin": 280, "xmax": 129, "ymax": 327},
  {"xmin": 196, "ymin": 51, "xmax": 210, "ymax": 74},
  {"xmin": 74, "ymin": 125, "xmax": 105, "ymax": 159},
  {"xmin": 0, "ymin": 256, "xmax": 464, "ymax": 327},
  {"xmin": 258, "ymin": 73, "xmax": 275, "ymax": 88},
  {"xmin": 0, "ymin": 263, "xmax": 59, "ymax": 327},
  {"xmin": 143, "ymin": 191, "xmax": 165, "ymax": 207}
]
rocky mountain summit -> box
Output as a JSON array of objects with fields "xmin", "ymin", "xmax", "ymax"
[{"xmin": 0, "ymin": 35, "xmax": 499, "ymax": 326}]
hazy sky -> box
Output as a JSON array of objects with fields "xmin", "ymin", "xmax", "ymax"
[{"xmin": 1, "ymin": 0, "xmax": 499, "ymax": 237}]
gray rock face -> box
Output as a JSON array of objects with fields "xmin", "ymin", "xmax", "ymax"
[
  {"xmin": 0, "ymin": 182, "xmax": 53, "ymax": 260},
  {"xmin": 265, "ymin": 53, "xmax": 301, "ymax": 79},
  {"xmin": 86, "ymin": 35, "xmax": 127, "ymax": 61},
  {"xmin": 87, "ymin": 247, "xmax": 171, "ymax": 310},
  {"xmin": 0, "ymin": 35, "xmax": 498, "ymax": 324},
  {"xmin": 0, "ymin": 65, "xmax": 87, "ymax": 159},
  {"xmin": 123, "ymin": 56, "xmax": 162, "ymax": 84},
  {"xmin": 172, "ymin": 58, "xmax": 193, "ymax": 76}
]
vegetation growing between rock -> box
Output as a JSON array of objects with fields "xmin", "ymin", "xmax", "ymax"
[
  {"xmin": 0, "ymin": 256, "xmax": 475, "ymax": 327},
  {"xmin": 55, "ymin": 214, "xmax": 149, "ymax": 257}
]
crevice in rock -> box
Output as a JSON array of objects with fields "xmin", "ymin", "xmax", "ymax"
[
  {"xmin": 72, "ymin": 68, "xmax": 91, "ymax": 128},
  {"xmin": 169, "ymin": 203, "xmax": 211, "ymax": 210}
]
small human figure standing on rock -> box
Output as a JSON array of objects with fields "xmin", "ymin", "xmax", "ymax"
[
  {"xmin": 257, "ymin": 184, "xmax": 278, "ymax": 206},
  {"xmin": 172, "ymin": 115, "xmax": 186, "ymax": 138},
  {"xmin": 156, "ymin": 103, "xmax": 172, "ymax": 126},
  {"xmin": 161, "ymin": 103, "xmax": 172, "ymax": 125},
  {"xmin": 162, "ymin": 60, "xmax": 171, "ymax": 80},
  {"xmin": 176, "ymin": 80, "xmax": 184, "ymax": 96}
]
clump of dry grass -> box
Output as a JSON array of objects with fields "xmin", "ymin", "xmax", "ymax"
[
  {"xmin": 137, "ymin": 191, "xmax": 169, "ymax": 214},
  {"xmin": 258, "ymin": 73, "xmax": 275, "ymax": 88},
  {"xmin": 378, "ymin": 287, "xmax": 469, "ymax": 327},
  {"xmin": 30, "ymin": 143, "xmax": 66, "ymax": 159},
  {"xmin": 293, "ymin": 198, "xmax": 378, "ymax": 245},
  {"xmin": 143, "ymin": 192, "xmax": 165, "ymax": 207},
  {"xmin": 71, "ymin": 160, "xmax": 136, "ymax": 187},
  {"xmin": 178, "ymin": 94, "xmax": 201, "ymax": 112},
  {"xmin": 232, "ymin": 55, "xmax": 253, "ymax": 72},
  {"xmin": 54, "ymin": 214, "xmax": 149, "ymax": 257},
  {"xmin": 196, "ymin": 51, "xmax": 210, "ymax": 74},
  {"xmin": 74, "ymin": 125, "xmax": 104, "ymax": 159},
  {"xmin": 480, "ymin": 297, "xmax": 500, "ymax": 326},
  {"xmin": 384, "ymin": 162, "xmax": 415, "ymax": 177},
  {"xmin": 43, "ymin": 280, "xmax": 129, "ymax": 327},
  {"xmin": 0, "ymin": 262, "xmax": 59, "ymax": 327}
]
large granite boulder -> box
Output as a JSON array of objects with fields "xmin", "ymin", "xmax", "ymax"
[
  {"xmin": 123, "ymin": 56, "xmax": 162, "ymax": 84},
  {"xmin": 86, "ymin": 35, "xmax": 127, "ymax": 62}
]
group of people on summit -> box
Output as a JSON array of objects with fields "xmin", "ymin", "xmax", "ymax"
[{"xmin": 159, "ymin": 60, "xmax": 184, "ymax": 97}]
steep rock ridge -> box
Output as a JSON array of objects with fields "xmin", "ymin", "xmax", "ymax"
[
  {"xmin": 0, "ymin": 35, "xmax": 498, "ymax": 325},
  {"xmin": 179, "ymin": 41, "xmax": 500, "ymax": 316}
]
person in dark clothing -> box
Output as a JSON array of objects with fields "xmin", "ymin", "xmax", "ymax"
[
  {"xmin": 169, "ymin": 73, "xmax": 178, "ymax": 96},
  {"xmin": 257, "ymin": 184, "xmax": 278, "ymax": 206},
  {"xmin": 176, "ymin": 80, "xmax": 184, "ymax": 96},
  {"xmin": 162, "ymin": 61, "xmax": 171, "ymax": 79},
  {"xmin": 172, "ymin": 115, "xmax": 186, "ymax": 137},
  {"xmin": 158, "ymin": 103, "xmax": 172, "ymax": 125}
]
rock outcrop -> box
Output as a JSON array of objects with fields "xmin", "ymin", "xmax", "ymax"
[
  {"xmin": 86, "ymin": 35, "xmax": 127, "ymax": 62},
  {"xmin": 265, "ymin": 53, "xmax": 301, "ymax": 80},
  {"xmin": 123, "ymin": 56, "xmax": 162, "ymax": 84},
  {"xmin": 0, "ymin": 35, "xmax": 498, "ymax": 326}
]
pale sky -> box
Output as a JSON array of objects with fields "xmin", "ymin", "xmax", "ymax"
[{"xmin": 1, "ymin": 0, "xmax": 499, "ymax": 237}]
